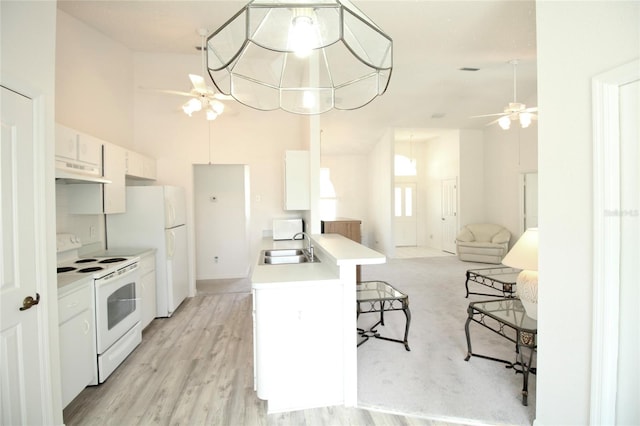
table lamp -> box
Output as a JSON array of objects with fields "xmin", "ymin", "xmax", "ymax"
[{"xmin": 502, "ymin": 228, "xmax": 538, "ymax": 319}]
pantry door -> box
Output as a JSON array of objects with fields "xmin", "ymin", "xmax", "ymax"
[{"xmin": 0, "ymin": 86, "xmax": 48, "ymax": 424}]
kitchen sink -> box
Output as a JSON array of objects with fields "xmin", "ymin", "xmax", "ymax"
[
  {"xmin": 263, "ymin": 249, "xmax": 305, "ymax": 257},
  {"xmin": 260, "ymin": 249, "xmax": 320, "ymax": 265}
]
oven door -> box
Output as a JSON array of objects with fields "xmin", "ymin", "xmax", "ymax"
[{"xmin": 94, "ymin": 264, "xmax": 141, "ymax": 354}]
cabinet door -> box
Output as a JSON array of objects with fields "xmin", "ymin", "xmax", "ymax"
[
  {"xmin": 125, "ymin": 150, "xmax": 144, "ymax": 177},
  {"xmin": 55, "ymin": 124, "xmax": 78, "ymax": 160},
  {"xmin": 103, "ymin": 143, "xmax": 126, "ymax": 214},
  {"xmin": 255, "ymin": 282, "xmax": 343, "ymax": 410},
  {"xmin": 59, "ymin": 310, "xmax": 94, "ymax": 407},
  {"xmin": 284, "ymin": 150, "xmax": 310, "ymax": 210},
  {"xmin": 142, "ymin": 156, "xmax": 157, "ymax": 180},
  {"xmin": 77, "ymin": 132, "xmax": 103, "ymax": 167},
  {"xmin": 140, "ymin": 253, "xmax": 156, "ymax": 329}
]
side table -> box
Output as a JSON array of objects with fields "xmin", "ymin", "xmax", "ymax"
[
  {"xmin": 464, "ymin": 298, "xmax": 537, "ymax": 405},
  {"xmin": 356, "ymin": 281, "xmax": 411, "ymax": 351},
  {"xmin": 465, "ymin": 266, "xmax": 520, "ymax": 298}
]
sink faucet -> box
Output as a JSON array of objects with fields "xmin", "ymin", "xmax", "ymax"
[{"xmin": 293, "ymin": 232, "xmax": 314, "ymax": 261}]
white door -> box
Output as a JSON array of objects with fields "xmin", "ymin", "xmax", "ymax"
[
  {"xmin": 441, "ymin": 178, "xmax": 458, "ymax": 254},
  {"xmin": 394, "ymin": 183, "xmax": 417, "ymax": 246},
  {"xmin": 0, "ymin": 86, "xmax": 47, "ymax": 424}
]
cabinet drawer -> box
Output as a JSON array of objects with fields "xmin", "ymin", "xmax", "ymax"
[{"xmin": 58, "ymin": 285, "xmax": 92, "ymax": 324}]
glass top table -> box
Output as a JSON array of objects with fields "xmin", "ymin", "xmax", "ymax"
[
  {"xmin": 356, "ymin": 281, "xmax": 411, "ymax": 351},
  {"xmin": 464, "ymin": 298, "xmax": 537, "ymax": 406},
  {"xmin": 465, "ymin": 266, "xmax": 520, "ymax": 298}
]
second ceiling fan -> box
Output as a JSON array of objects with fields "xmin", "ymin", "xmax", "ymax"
[{"xmin": 472, "ymin": 59, "xmax": 538, "ymax": 130}]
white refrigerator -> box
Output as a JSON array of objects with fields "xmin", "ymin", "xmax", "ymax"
[{"xmin": 107, "ymin": 185, "xmax": 189, "ymax": 317}]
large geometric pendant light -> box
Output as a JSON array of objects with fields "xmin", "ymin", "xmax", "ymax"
[{"xmin": 206, "ymin": 0, "xmax": 393, "ymax": 115}]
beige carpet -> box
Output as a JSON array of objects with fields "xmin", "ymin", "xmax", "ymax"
[
  {"xmin": 357, "ymin": 256, "xmax": 536, "ymax": 425},
  {"xmin": 198, "ymin": 256, "xmax": 536, "ymax": 425}
]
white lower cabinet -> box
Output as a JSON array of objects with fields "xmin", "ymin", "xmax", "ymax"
[
  {"xmin": 58, "ymin": 283, "xmax": 94, "ymax": 408},
  {"xmin": 139, "ymin": 252, "xmax": 157, "ymax": 329},
  {"xmin": 253, "ymin": 279, "xmax": 343, "ymax": 413}
]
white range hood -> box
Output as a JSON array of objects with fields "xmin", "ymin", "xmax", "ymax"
[{"xmin": 55, "ymin": 158, "xmax": 111, "ymax": 184}]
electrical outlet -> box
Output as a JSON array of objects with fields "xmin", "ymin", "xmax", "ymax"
[
  {"xmin": 89, "ymin": 226, "xmax": 97, "ymax": 239},
  {"xmin": 214, "ymin": 256, "xmax": 219, "ymax": 263}
]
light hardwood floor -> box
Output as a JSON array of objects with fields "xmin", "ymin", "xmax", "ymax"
[{"xmin": 64, "ymin": 291, "xmax": 457, "ymax": 426}]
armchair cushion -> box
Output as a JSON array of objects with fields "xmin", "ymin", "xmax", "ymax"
[{"xmin": 456, "ymin": 223, "xmax": 511, "ymax": 264}]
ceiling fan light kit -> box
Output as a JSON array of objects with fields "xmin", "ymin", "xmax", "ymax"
[
  {"xmin": 206, "ymin": 0, "xmax": 393, "ymax": 115},
  {"xmin": 473, "ymin": 59, "xmax": 538, "ymax": 130}
]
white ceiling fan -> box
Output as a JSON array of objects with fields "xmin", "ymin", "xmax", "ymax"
[
  {"xmin": 143, "ymin": 28, "xmax": 232, "ymax": 120},
  {"xmin": 472, "ymin": 59, "xmax": 538, "ymax": 130}
]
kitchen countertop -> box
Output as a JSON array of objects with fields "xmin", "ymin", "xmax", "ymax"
[
  {"xmin": 57, "ymin": 274, "xmax": 94, "ymax": 295},
  {"xmin": 88, "ymin": 247, "xmax": 155, "ymax": 258},
  {"xmin": 251, "ymin": 234, "xmax": 385, "ymax": 288}
]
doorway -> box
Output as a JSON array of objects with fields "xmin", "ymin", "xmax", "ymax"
[{"xmin": 441, "ymin": 178, "xmax": 458, "ymax": 254}]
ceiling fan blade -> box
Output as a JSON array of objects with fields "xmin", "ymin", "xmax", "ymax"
[
  {"xmin": 139, "ymin": 87, "xmax": 194, "ymax": 97},
  {"xmin": 523, "ymin": 107, "xmax": 538, "ymax": 113},
  {"xmin": 189, "ymin": 74, "xmax": 207, "ymax": 92},
  {"xmin": 471, "ymin": 112, "xmax": 508, "ymax": 118},
  {"xmin": 485, "ymin": 117, "xmax": 503, "ymax": 126}
]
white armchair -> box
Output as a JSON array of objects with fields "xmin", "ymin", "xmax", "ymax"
[{"xmin": 456, "ymin": 223, "xmax": 511, "ymax": 264}]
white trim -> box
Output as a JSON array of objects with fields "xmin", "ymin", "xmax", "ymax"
[{"xmin": 590, "ymin": 58, "xmax": 640, "ymax": 425}]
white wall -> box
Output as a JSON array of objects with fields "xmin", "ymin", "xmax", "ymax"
[
  {"xmin": 320, "ymin": 154, "xmax": 371, "ymax": 244},
  {"xmin": 458, "ymin": 130, "xmax": 485, "ymax": 228},
  {"xmin": 536, "ymin": 2, "xmax": 639, "ymax": 425},
  {"xmin": 423, "ymin": 131, "xmax": 460, "ymax": 250},
  {"xmin": 483, "ymin": 104, "xmax": 537, "ymax": 243},
  {"xmin": 55, "ymin": 11, "xmax": 134, "ymax": 148},
  {"xmin": 1, "ymin": 1, "xmax": 62, "ymax": 422},
  {"xmin": 367, "ymin": 129, "xmax": 394, "ymax": 256}
]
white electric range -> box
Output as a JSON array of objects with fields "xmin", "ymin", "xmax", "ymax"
[{"xmin": 56, "ymin": 233, "xmax": 142, "ymax": 384}]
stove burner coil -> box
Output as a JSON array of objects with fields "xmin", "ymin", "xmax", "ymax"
[
  {"xmin": 57, "ymin": 266, "xmax": 77, "ymax": 273},
  {"xmin": 75, "ymin": 258, "xmax": 97, "ymax": 264},
  {"xmin": 78, "ymin": 266, "xmax": 104, "ymax": 273},
  {"xmin": 98, "ymin": 257, "xmax": 128, "ymax": 264}
]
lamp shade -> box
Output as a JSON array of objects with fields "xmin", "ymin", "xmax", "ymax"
[
  {"xmin": 502, "ymin": 228, "xmax": 538, "ymax": 271},
  {"xmin": 206, "ymin": 0, "xmax": 392, "ymax": 114}
]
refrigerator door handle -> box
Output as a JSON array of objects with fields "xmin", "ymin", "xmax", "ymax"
[
  {"xmin": 167, "ymin": 229, "xmax": 175, "ymax": 258},
  {"xmin": 165, "ymin": 200, "xmax": 176, "ymax": 228}
]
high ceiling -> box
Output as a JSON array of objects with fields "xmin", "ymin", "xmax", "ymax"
[{"xmin": 57, "ymin": 0, "xmax": 537, "ymax": 155}]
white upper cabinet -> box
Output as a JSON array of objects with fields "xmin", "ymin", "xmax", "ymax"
[
  {"xmin": 284, "ymin": 150, "xmax": 310, "ymax": 211},
  {"xmin": 56, "ymin": 124, "xmax": 102, "ymax": 168},
  {"xmin": 103, "ymin": 143, "xmax": 126, "ymax": 213},
  {"xmin": 125, "ymin": 150, "xmax": 156, "ymax": 181},
  {"xmin": 67, "ymin": 142, "xmax": 126, "ymax": 214}
]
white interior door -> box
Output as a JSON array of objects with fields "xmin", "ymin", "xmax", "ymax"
[
  {"xmin": 441, "ymin": 178, "xmax": 458, "ymax": 253},
  {"xmin": 394, "ymin": 183, "xmax": 417, "ymax": 246},
  {"xmin": 591, "ymin": 59, "xmax": 639, "ymax": 425},
  {"xmin": 0, "ymin": 86, "xmax": 46, "ymax": 424}
]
